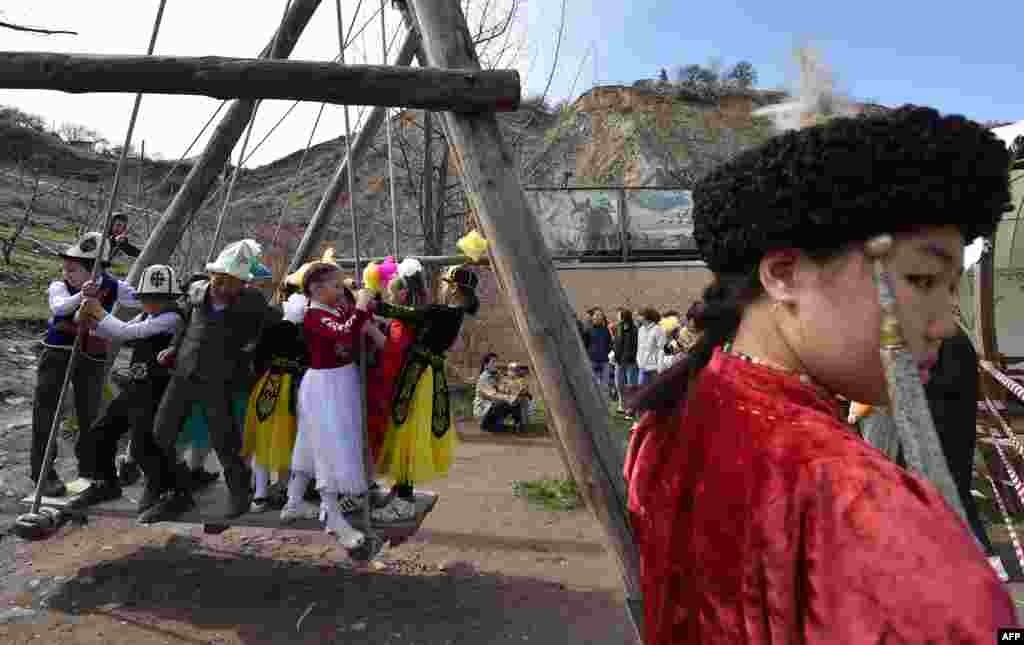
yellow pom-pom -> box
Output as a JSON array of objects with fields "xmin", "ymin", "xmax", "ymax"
[
  {"xmin": 456, "ymin": 229, "xmax": 489, "ymax": 263},
  {"xmin": 659, "ymin": 315, "xmax": 681, "ymax": 335},
  {"xmin": 363, "ymin": 261, "xmax": 382, "ymax": 293}
]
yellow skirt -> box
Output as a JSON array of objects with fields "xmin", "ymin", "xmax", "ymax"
[
  {"xmin": 376, "ymin": 365, "xmax": 457, "ymax": 485},
  {"xmin": 241, "ymin": 370, "xmax": 298, "ymax": 475}
]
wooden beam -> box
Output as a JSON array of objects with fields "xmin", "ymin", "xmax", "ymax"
[
  {"xmin": 288, "ymin": 31, "xmax": 420, "ymax": 272},
  {"xmin": 401, "ymin": 1, "xmax": 642, "ymax": 641},
  {"xmin": 0, "ymin": 51, "xmax": 521, "ymax": 113},
  {"xmin": 125, "ymin": 0, "xmax": 322, "ymax": 289}
]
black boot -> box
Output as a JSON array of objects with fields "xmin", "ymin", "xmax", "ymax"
[
  {"xmin": 34, "ymin": 471, "xmax": 66, "ymax": 498},
  {"xmin": 67, "ymin": 479, "xmax": 122, "ymax": 509},
  {"xmin": 138, "ymin": 489, "xmax": 195, "ymax": 524},
  {"xmin": 137, "ymin": 482, "xmax": 166, "ymax": 514},
  {"xmin": 116, "ymin": 456, "xmax": 142, "ymax": 487},
  {"xmin": 223, "ymin": 463, "xmax": 253, "ymax": 519}
]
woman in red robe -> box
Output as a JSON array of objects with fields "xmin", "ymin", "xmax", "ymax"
[{"xmin": 624, "ymin": 105, "xmax": 1017, "ymax": 643}]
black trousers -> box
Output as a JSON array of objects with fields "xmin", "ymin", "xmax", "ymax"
[
  {"xmin": 481, "ymin": 400, "xmax": 527, "ymax": 432},
  {"xmin": 75, "ymin": 377, "xmax": 172, "ymax": 487},
  {"xmin": 152, "ymin": 374, "xmax": 250, "ymax": 497},
  {"xmin": 30, "ymin": 347, "xmax": 105, "ymax": 483}
]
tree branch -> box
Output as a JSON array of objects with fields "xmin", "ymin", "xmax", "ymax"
[{"xmin": 0, "ymin": 20, "xmax": 78, "ymax": 36}]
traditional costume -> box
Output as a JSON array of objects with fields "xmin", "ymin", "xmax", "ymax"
[
  {"xmin": 624, "ymin": 106, "xmax": 1016, "ymax": 643},
  {"xmin": 70, "ymin": 265, "xmax": 184, "ymax": 512},
  {"xmin": 31, "ymin": 232, "xmax": 140, "ymax": 497},
  {"xmin": 374, "ymin": 263, "xmax": 470, "ymax": 490},
  {"xmin": 145, "ymin": 240, "xmax": 281, "ymax": 522},
  {"xmin": 290, "ymin": 302, "xmax": 369, "ymax": 496},
  {"xmin": 242, "ymin": 281, "xmax": 308, "ymax": 510}
]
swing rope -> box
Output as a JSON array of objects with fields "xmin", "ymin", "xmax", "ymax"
[
  {"xmin": 206, "ymin": 0, "xmax": 293, "ymax": 264},
  {"xmin": 336, "ymin": 0, "xmax": 379, "ymax": 557},
  {"xmin": 28, "ymin": 0, "xmax": 169, "ymax": 517},
  {"xmin": 381, "ymin": 0, "xmax": 400, "ymax": 257},
  {"xmin": 269, "ymin": 103, "xmax": 326, "ymax": 252},
  {"xmin": 188, "ymin": 10, "xmax": 406, "ymax": 268}
]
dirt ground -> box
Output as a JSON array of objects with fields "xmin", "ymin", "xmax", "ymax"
[{"xmin": 0, "ymin": 323, "xmax": 635, "ymax": 644}]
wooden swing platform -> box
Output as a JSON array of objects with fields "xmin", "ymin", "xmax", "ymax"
[{"xmin": 21, "ymin": 479, "xmax": 438, "ymax": 547}]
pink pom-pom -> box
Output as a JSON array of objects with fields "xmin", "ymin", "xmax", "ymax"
[{"xmin": 378, "ymin": 256, "xmax": 398, "ymax": 288}]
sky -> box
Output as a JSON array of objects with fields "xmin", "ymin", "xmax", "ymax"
[
  {"xmin": 0, "ymin": 0, "xmax": 528, "ymax": 168},
  {"xmin": 1, "ymin": 1, "xmax": 1020, "ymax": 171},
  {"xmin": 526, "ymin": 0, "xmax": 1023, "ymax": 124}
]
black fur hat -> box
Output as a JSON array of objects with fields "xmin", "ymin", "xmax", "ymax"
[{"xmin": 693, "ymin": 105, "xmax": 1013, "ymax": 275}]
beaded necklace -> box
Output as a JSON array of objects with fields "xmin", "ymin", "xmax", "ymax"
[{"xmin": 721, "ymin": 341, "xmax": 817, "ymax": 387}]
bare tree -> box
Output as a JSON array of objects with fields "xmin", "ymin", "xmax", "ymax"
[
  {"xmin": 57, "ymin": 121, "xmax": 103, "ymax": 145},
  {"xmin": 1, "ymin": 157, "xmax": 72, "ymax": 264}
]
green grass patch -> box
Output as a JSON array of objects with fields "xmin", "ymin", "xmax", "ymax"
[
  {"xmin": 513, "ymin": 477, "xmax": 582, "ymax": 511},
  {"xmin": 0, "ymin": 221, "xmax": 129, "ymax": 323}
]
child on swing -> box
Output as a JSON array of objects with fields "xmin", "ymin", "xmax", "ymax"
[
  {"xmin": 241, "ymin": 264, "xmax": 310, "ymax": 512},
  {"xmin": 280, "ymin": 261, "xmax": 385, "ymax": 550}
]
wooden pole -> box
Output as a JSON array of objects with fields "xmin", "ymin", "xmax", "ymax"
[
  {"xmin": 125, "ymin": 0, "xmax": 322, "ymax": 289},
  {"xmin": 0, "ymin": 51, "xmax": 520, "ymax": 113},
  {"xmin": 401, "ymin": 1, "xmax": 643, "ymax": 640},
  {"xmin": 288, "ymin": 31, "xmax": 419, "ymax": 272},
  {"xmin": 974, "ymin": 240, "xmax": 1003, "ymax": 401}
]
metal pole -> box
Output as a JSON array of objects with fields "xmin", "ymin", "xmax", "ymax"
[{"xmin": 30, "ymin": 0, "xmax": 168, "ymax": 516}]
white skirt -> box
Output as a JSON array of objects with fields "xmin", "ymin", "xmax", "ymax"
[{"xmin": 291, "ymin": 365, "xmax": 367, "ymax": 495}]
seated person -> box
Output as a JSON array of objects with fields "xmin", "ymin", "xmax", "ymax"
[{"xmin": 473, "ymin": 353, "xmax": 529, "ymax": 433}]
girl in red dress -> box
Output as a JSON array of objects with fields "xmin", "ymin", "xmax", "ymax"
[
  {"xmin": 280, "ymin": 262, "xmax": 384, "ymax": 550},
  {"xmin": 624, "ymin": 106, "xmax": 1017, "ymax": 643}
]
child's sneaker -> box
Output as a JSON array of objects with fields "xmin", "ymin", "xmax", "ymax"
[
  {"xmin": 338, "ymin": 494, "xmax": 366, "ymax": 515},
  {"xmin": 371, "ymin": 496, "xmax": 417, "ymax": 523},
  {"xmin": 280, "ymin": 500, "xmax": 319, "ymax": 523},
  {"xmin": 250, "ymin": 497, "xmax": 270, "ymax": 513},
  {"xmin": 325, "ymin": 512, "xmax": 364, "ymax": 550}
]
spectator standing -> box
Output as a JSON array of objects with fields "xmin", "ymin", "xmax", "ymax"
[
  {"xmin": 586, "ymin": 308, "xmax": 613, "ymax": 393},
  {"xmin": 613, "ymin": 308, "xmax": 639, "ymax": 415},
  {"xmin": 635, "ymin": 308, "xmax": 665, "ymax": 385}
]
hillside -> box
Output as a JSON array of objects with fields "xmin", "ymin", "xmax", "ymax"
[{"xmin": 0, "ymin": 84, "xmax": 795, "ymax": 272}]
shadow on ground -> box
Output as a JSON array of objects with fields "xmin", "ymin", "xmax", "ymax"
[{"xmin": 18, "ymin": 533, "xmax": 630, "ymax": 645}]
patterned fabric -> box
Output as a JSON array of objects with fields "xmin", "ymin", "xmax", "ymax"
[
  {"xmin": 624, "ymin": 347, "xmax": 1015, "ymax": 644},
  {"xmin": 376, "ymin": 302, "xmax": 464, "ymax": 440}
]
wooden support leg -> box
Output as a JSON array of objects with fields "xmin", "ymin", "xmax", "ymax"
[{"xmin": 400, "ymin": 1, "xmax": 642, "ymax": 640}]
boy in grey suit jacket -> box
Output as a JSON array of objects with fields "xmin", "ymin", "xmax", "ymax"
[{"xmin": 142, "ymin": 240, "xmax": 282, "ymax": 523}]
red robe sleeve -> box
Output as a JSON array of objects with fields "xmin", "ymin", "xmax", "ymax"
[{"xmin": 797, "ymin": 457, "xmax": 1018, "ymax": 643}]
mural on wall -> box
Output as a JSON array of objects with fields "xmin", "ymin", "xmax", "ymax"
[
  {"xmin": 525, "ymin": 188, "xmax": 698, "ymax": 257},
  {"xmin": 526, "ymin": 189, "xmax": 621, "ymax": 255},
  {"xmin": 624, "ymin": 189, "xmax": 695, "ymax": 251}
]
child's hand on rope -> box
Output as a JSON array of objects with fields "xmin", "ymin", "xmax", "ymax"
[
  {"xmin": 354, "ymin": 288, "xmax": 374, "ymax": 311},
  {"xmin": 79, "ymin": 298, "xmax": 107, "ymax": 326},
  {"xmin": 81, "ymin": 280, "xmax": 101, "ymax": 298}
]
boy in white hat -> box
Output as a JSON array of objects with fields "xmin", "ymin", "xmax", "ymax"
[
  {"xmin": 31, "ymin": 232, "xmax": 141, "ymax": 498},
  {"xmin": 144, "ymin": 240, "xmax": 282, "ymax": 522},
  {"xmin": 69, "ymin": 264, "xmax": 188, "ymax": 514}
]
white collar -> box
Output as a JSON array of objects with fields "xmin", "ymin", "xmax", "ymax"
[{"xmin": 309, "ymin": 301, "xmax": 341, "ymax": 315}]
